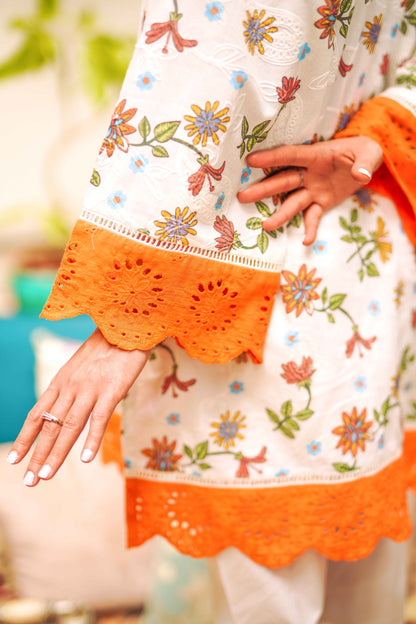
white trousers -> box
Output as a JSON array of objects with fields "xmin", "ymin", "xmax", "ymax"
[{"xmin": 209, "ymin": 539, "xmax": 407, "ymax": 624}]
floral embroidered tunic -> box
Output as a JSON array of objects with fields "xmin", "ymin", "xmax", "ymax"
[{"xmin": 42, "ymin": 0, "xmax": 416, "ymax": 566}]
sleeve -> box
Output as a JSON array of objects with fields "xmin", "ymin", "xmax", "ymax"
[
  {"xmin": 40, "ymin": 4, "xmax": 282, "ymax": 365},
  {"xmin": 335, "ymin": 55, "xmax": 416, "ymax": 245}
]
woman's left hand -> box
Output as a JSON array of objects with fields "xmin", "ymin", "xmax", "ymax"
[{"xmin": 237, "ymin": 135, "xmax": 383, "ymax": 245}]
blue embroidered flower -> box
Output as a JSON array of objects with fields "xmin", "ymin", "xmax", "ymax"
[
  {"xmin": 284, "ymin": 331, "xmax": 299, "ymax": 347},
  {"xmin": 358, "ymin": 73, "xmax": 365, "ymax": 86},
  {"xmin": 307, "ymin": 441, "xmax": 321, "ymax": 456},
  {"xmin": 354, "ymin": 376, "xmax": 367, "ymax": 392},
  {"xmin": 378, "ymin": 434, "xmax": 385, "ymax": 449},
  {"xmin": 167, "ymin": 413, "xmax": 181, "ymax": 425},
  {"xmin": 391, "ymin": 24, "xmax": 399, "ymax": 37},
  {"xmin": 124, "ymin": 458, "xmax": 132, "ymax": 468},
  {"xmin": 368, "ymin": 300, "xmax": 380, "ymax": 315},
  {"xmin": 231, "ymin": 70, "xmax": 248, "ymax": 89},
  {"xmin": 230, "ymin": 381, "xmax": 244, "ymax": 393},
  {"xmin": 313, "ymin": 240, "xmax": 327, "ymax": 254},
  {"xmin": 215, "ymin": 192, "xmax": 225, "ymax": 210},
  {"xmin": 298, "ymin": 42, "xmax": 311, "ymax": 60},
  {"xmin": 205, "ymin": 2, "xmax": 224, "ymax": 21},
  {"xmin": 241, "ymin": 167, "xmax": 251, "ymax": 184},
  {"xmin": 276, "ymin": 469, "xmax": 289, "ymax": 477},
  {"xmin": 137, "ymin": 72, "xmax": 155, "ymax": 90},
  {"xmin": 108, "ymin": 190, "xmax": 127, "ymax": 209},
  {"xmin": 129, "ymin": 154, "xmax": 148, "ymax": 174}
]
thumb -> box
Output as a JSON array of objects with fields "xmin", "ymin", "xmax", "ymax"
[{"xmin": 350, "ymin": 137, "xmax": 384, "ymax": 184}]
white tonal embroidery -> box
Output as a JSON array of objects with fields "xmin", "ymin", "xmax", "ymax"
[{"xmin": 268, "ymin": 96, "xmax": 303, "ymax": 145}]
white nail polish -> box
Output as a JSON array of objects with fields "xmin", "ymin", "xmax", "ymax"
[
  {"xmin": 7, "ymin": 451, "xmax": 18, "ymax": 465},
  {"xmin": 81, "ymin": 449, "xmax": 94, "ymax": 463},
  {"xmin": 24, "ymin": 471, "xmax": 35, "ymax": 486},
  {"xmin": 38, "ymin": 465, "xmax": 52, "ymax": 479},
  {"xmin": 358, "ymin": 167, "xmax": 372, "ymax": 179}
]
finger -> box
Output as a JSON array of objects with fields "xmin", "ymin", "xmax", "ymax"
[
  {"xmin": 262, "ymin": 188, "xmax": 310, "ymax": 231},
  {"xmin": 303, "ymin": 204, "xmax": 324, "ymax": 246},
  {"xmin": 80, "ymin": 398, "xmax": 121, "ymax": 464},
  {"xmin": 36, "ymin": 396, "xmax": 96, "ymax": 481},
  {"xmin": 350, "ymin": 138, "xmax": 384, "ymax": 183},
  {"xmin": 246, "ymin": 144, "xmax": 316, "ymax": 169},
  {"xmin": 238, "ymin": 168, "xmax": 304, "ymax": 204}
]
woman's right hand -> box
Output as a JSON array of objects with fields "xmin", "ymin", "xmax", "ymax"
[{"xmin": 7, "ymin": 328, "xmax": 150, "ymax": 486}]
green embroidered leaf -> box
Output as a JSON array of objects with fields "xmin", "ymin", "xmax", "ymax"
[
  {"xmin": 321, "ymin": 287, "xmax": 328, "ymax": 305},
  {"xmin": 281, "ymin": 400, "xmax": 293, "ymax": 419},
  {"xmin": 277, "ymin": 226, "xmax": 284, "ymax": 233},
  {"xmin": 90, "ymin": 169, "xmax": 101, "ymax": 186},
  {"xmin": 381, "ymin": 397, "xmax": 390, "ymax": 417},
  {"xmin": 137, "ymin": 228, "xmax": 150, "ymax": 235},
  {"xmin": 256, "ymin": 200, "xmax": 271, "ymax": 217},
  {"xmin": 333, "ymin": 462, "xmax": 359, "ymax": 473},
  {"xmin": 339, "ymin": 216, "xmax": 350, "ymax": 231},
  {"xmin": 350, "ymin": 225, "xmax": 362, "ymax": 234},
  {"xmin": 288, "ymin": 213, "xmax": 302, "ymax": 228},
  {"xmin": 286, "ymin": 418, "xmax": 300, "ymax": 431},
  {"xmin": 246, "ymin": 217, "xmax": 263, "ymax": 230},
  {"xmin": 366, "ymin": 262, "xmax": 379, "ymax": 277},
  {"xmin": 152, "ymin": 145, "xmax": 169, "ymax": 157},
  {"xmin": 139, "ymin": 116, "xmax": 151, "ymax": 139},
  {"xmin": 241, "ymin": 116, "xmax": 249, "ymax": 139},
  {"xmin": 296, "ymin": 409, "xmax": 314, "ymax": 421},
  {"xmin": 240, "ymin": 143, "xmax": 246, "ymax": 159},
  {"xmin": 252, "ymin": 120, "xmax": 271, "ymax": 137},
  {"xmin": 247, "ymin": 137, "xmax": 256, "ymax": 152},
  {"xmin": 198, "ymin": 463, "xmax": 211, "ymax": 470},
  {"xmin": 340, "ymin": 0, "xmax": 353, "ymax": 12},
  {"xmin": 341, "ymin": 235, "xmax": 354, "ymax": 243},
  {"xmin": 266, "ymin": 408, "xmax": 280, "ymax": 425},
  {"xmin": 184, "ymin": 445, "xmax": 193, "ymax": 459},
  {"xmin": 350, "ymin": 208, "xmax": 358, "ymax": 223},
  {"xmin": 257, "ymin": 230, "xmax": 269, "ymax": 253},
  {"xmin": 280, "ymin": 425, "xmax": 295, "ymax": 439},
  {"xmin": 267, "ymin": 229, "xmax": 277, "ymax": 238},
  {"xmin": 355, "ymin": 235, "xmax": 367, "ymax": 244},
  {"xmin": 154, "ymin": 121, "xmax": 180, "ymax": 142},
  {"xmin": 373, "ymin": 409, "xmax": 381, "ymax": 423},
  {"xmin": 256, "ymin": 133, "xmax": 269, "ymax": 143},
  {"xmin": 400, "ymin": 19, "xmax": 408, "ymax": 34},
  {"xmin": 407, "ymin": 10, "xmax": 416, "ymax": 24},
  {"xmin": 195, "ymin": 441, "xmax": 208, "ymax": 460},
  {"xmin": 407, "ymin": 0, "xmax": 415, "ymax": 10},
  {"xmin": 327, "ymin": 313, "xmax": 335, "ymax": 323},
  {"xmin": 364, "ymin": 249, "xmax": 375, "ymax": 261},
  {"xmin": 339, "ymin": 23, "xmax": 348, "ymax": 38},
  {"xmin": 328, "ymin": 293, "xmax": 347, "ymax": 310}
]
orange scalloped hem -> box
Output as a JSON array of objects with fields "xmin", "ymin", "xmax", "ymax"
[
  {"xmin": 125, "ymin": 457, "xmax": 411, "ymax": 567},
  {"xmin": 41, "ymin": 218, "xmax": 280, "ymax": 364}
]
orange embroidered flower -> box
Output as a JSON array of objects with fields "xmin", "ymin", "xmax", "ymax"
[
  {"xmin": 161, "ymin": 365, "xmax": 196, "ymax": 398},
  {"xmin": 281, "ymin": 356, "xmax": 316, "ymax": 385},
  {"xmin": 235, "ymin": 446, "xmax": 267, "ymax": 478},
  {"xmin": 281, "ymin": 264, "xmax": 322, "ymax": 317},
  {"xmin": 213, "ymin": 215, "xmax": 242, "ymax": 252},
  {"xmin": 184, "ymin": 101, "xmax": 230, "ymax": 147},
  {"xmin": 362, "ymin": 14, "xmax": 383, "ymax": 54},
  {"xmin": 188, "ymin": 157, "xmax": 225, "ymax": 196},
  {"xmin": 141, "ymin": 436, "xmax": 182, "ymax": 471},
  {"xmin": 243, "ymin": 9, "xmax": 278, "ymax": 55},
  {"xmin": 145, "ymin": 13, "xmax": 197, "ymax": 54},
  {"xmin": 345, "ymin": 330, "xmax": 376, "ymax": 358},
  {"xmin": 154, "ymin": 206, "xmax": 198, "ymax": 246},
  {"xmin": 373, "ymin": 217, "xmax": 392, "ymax": 263},
  {"xmin": 315, "ymin": 0, "xmax": 340, "ymax": 49},
  {"xmin": 100, "ymin": 99, "xmax": 137, "ymax": 158},
  {"xmin": 210, "ymin": 410, "xmax": 246, "ymax": 449},
  {"xmin": 276, "ymin": 76, "xmax": 301, "ymax": 104},
  {"xmin": 332, "ymin": 407, "xmax": 373, "ymax": 457}
]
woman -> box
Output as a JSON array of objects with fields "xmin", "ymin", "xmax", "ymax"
[{"xmin": 8, "ymin": 1, "xmax": 416, "ymax": 622}]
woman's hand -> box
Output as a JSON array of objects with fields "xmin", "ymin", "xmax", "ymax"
[
  {"xmin": 7, "ymin": 328, "xmax": 150, "ymax": 486},
  {"xmin": 237, "ymin": 136, "xmax": 383, "ymax": 245}
]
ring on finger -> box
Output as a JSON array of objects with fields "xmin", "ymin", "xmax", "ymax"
[
  {"xmin": 295, "ymin": 168, "xmax": 304, "ymax": 190},
  {"xmin": 41, "ymin": 411, "xmax": 64, "ymax": 427}
]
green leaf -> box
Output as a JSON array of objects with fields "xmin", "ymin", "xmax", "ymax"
[
  {"xmin": 256, "ymin": 133, "xmax": 269, "ymax": 143},
  {"xmin": 37, "ymin": 0, "xmax": 59, "ymax": 18},
  {"xmin": 333, "ymin": 462, "xmax": 359, "ymax": 473},
  {"xmin": 152, "ymin": 145, "xmax": 169, "ymax": 157},
  {"xmin": 247, "ymin": 137, "xmax": 256, "ymax": 152},
  {"xmin": 154, "ymin": 121, "xmax": 180, "ymax": 143},
  {"xmin": 246, "ymin": 217, "xmax": 263, "ymax": 230},
  {"xmin": 288, "ymin": 213, "xmax": 302, "ymax": 228},
  {"xmin": 286, "ymin": 418, "xmax": 300, "ymax": 431},
  {"xmin": 407, "ymin": 0, "xmax": 415, "ymax": 10},
  {"xmin": 240, "ymin": 143, "xmax": 246, "ymax": 159},
  {"xmin": 339, "ymin": 23, "xmax": 349, "ymax": 38},
  {"xmin": 381, "ymin": 397, "xmax": 390, "ymax": 417},
  {"xmin": 400, "ymin": 20, "xmax": 408, "ymax": 35},
  {"xmin": 266, "ymin": 408, "xmax": 280, "ymax": 425},
  {"xmin": 195, "ymin": 441, "xmax": 208, "ymax": 460},
  {"xmin": 0, "ymin": 31, "xmax": 56, "ymax": 80},
  {"xmin": 267, "ymin": 229, "xmax": 277, "ymax": 238},
  {"xmin": 280, "ymin": 425, "xmax": 295, "ymax": 439},
  {"xmin": 241, "ymin": 116, "xmax": 249, "ymax": 139},
  {"xmin": 364, "ymin": 249, "xmax": 375, "ymax": 261},
  {"xmin": 252, "ymin": 119, "xmax": 271, "ymax": 137},
  {"xmin": 90, "ymin": 169, "xmax": 101, "ymax": 186},
  {"xmin": 257, "ymin": 231, "xmax": 269, "ymax": 253},
  {"xmin": 407, "ymin": 10, "xmax": 416, "ymax": 24},
  {"xmin": 296, "ymin": 409, "xmax": 314, "ymax": 421},
  {"xmin": 350, "ymin": 225, "xmax": 362, "ymax": 234},
  {"xmin": 350, "ymin": 208, "xmax": 358, "ymax": 223},
  {"xmin": 139, "ymin": 116, "xmax": 151, "ymax": 140},
  {"xmin": 184, "ymin": 445, "xmax": 193, "ymax": 459},
  {"xmin": 355, "ymin": 235, "xmax": 367, "ymax": 244},
  {"xmin": 358, "ymin": 268, "xmax": 365, "ymax": 282},
  {"xmin": 198, "ymin": 462, "xmax": 211, "ymax": 470},
  {"xmin": 373, "ymin": 409, "xmax": 381, "ymax": 423},
  {"xmin": 255, "ymin": 200, "xmax": 271, "ymax": 218},
  {"xmin": 327, "ymin": 313, "xmax": 335, "ymax": 323},
  {"xmin": 340, "ymin": 0, "xmax": 353, "ymax": 12},
  {"xmin": 339, "ymin": 217, "xmax": 350, "ymax": 231},
  {"xmin": 341, "ymin": 235, "xmax": 354, "ymax": 243},
  {"xmin": 321, "ymin": 287, "xmax": 328, "ymax": 305},
  {"xmin": 366, "ymin": 262, "xmax": 379, "ymax": 277},
  {"xmin": 281, "ymin": 400, "xmax": 293, "ymax": 419},
  {"xmin": 328, "ymin": 293, "xmax": 347, "ymax": 310}
]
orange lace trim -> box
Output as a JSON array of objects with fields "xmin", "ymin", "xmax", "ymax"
[
  {"xmin": 125, "ymin": 457, "xmax": 411, "ymax": 567},
  {"xmin": 40, "ymin": 217, "xmax": 281, "ymax": 364},
  {"xmin": 336, "ymin": 96, "xmax": 416, "ymax": 245}
]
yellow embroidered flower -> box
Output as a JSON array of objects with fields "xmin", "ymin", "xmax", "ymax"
[
  {"xmin": 373, "ymin": 217, "xmax": 392, "ymax": 263},
  {"xmin": 184, "ymin": 101, "xmax": 230, "ymax": 147},
  {"xmin": 243, "ymin": 9, "xmax": 278, "ymax": 55},
  {"xmin": 394, "ymin": 280, "xmax": 404, "ymax": 307},
  {"xmin": 210, "ymin": 410, "xmax": 246, "ymax": 449},
  {"xmin": 332, "ymin": 407, "xmax": 373, "ymax": 457},
  {"xmin": 362, "ymin": 14, "xmax": 383, "ymax": 54},
  {"xmin": 154, "ymin": 206, "xmax": 197, "ymax": 246}
]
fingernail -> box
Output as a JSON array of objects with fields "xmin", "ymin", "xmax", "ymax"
[
  {"xmin": 358, "ymin": 167, "xmax": 372, "ymax": 180},
  {"xmin": 23, "ymin": 471, "xmax": 35, "ymax": 486},
  {"xmin": 81, "ymin": 449, "xmax": 94, "ymax": 463},
  {"xmin": 38, "ymin": 465, "xmax": 52, "ymax": 479},
  {"xmin": 7, "ymin": 451, "xmax": 18, "ymax": 465}
]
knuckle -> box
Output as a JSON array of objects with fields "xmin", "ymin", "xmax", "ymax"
[
  {"xmin": 26, "ymin": 409, "xmax": 41, "ymax": 426},
  {"xmin": 41, "ymin": 421, "xmax": 62, "ymax": 437},
  {"xmin": 62, "ymin": 415, "xmax": 83, "ymax": 432}
]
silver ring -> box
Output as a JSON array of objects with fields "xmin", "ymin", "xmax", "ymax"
[
  {"xmin": 296, "ymin": 168, "xmax": 304, "ymax": 189},
  {"xmin": 41, "ymin": 411, "xmax": 64, "ymax": 427}
]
